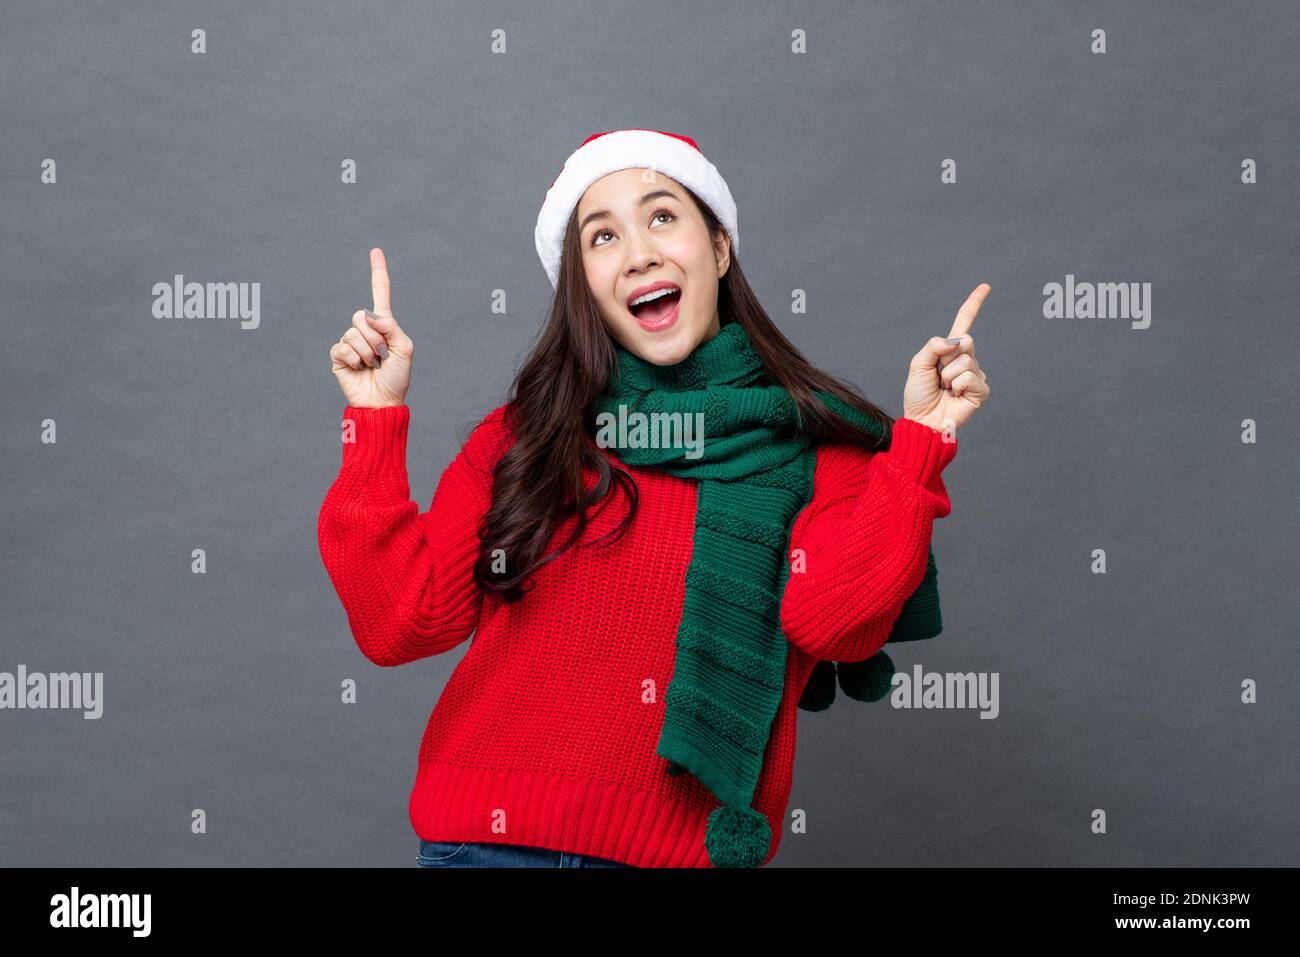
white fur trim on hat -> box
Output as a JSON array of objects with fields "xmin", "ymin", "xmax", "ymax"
[{"xmin": 534, "ymin": 129, "xmax": 738, "ymax": 289}]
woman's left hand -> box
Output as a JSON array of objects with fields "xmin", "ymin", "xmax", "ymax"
[{"xmin": 902, "ymin": 283, "xmax": 991, "ymax": 436}]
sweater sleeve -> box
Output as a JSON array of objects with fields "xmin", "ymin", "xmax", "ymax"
[
  {"xmin": 780, "ymin": 417, "xmax": 957, "ymax": 663},
  {"xmin": 316, "ymin": 403, "xmax": 511, "ymax": 667}
]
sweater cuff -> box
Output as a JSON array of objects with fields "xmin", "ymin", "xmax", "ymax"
[
  {"xmin": 338, "ymin": 404, "xmax": 411, "ymax": 503},
  {"xmin": 881, "ymin": 417, "xmax": 957, "ymax": 489}
]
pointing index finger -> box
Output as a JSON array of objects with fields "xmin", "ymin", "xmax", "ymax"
[
  {"xmin": 370, "ymin": 247, "xmax": 393, "ymax": 316},
  {"xmin": 947, "ymin": 283, "xmax": 990, "ymax": 340}
]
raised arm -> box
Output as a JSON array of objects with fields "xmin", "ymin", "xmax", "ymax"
[
  {"xmin": 317, "ymin": 403, "xmax": 511, "ymax": 666},
  {"xmin": 780, "ymin": 417, "xmax": 957, "ymax": 663}
]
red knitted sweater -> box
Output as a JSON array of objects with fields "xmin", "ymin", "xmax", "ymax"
[{"xmin": 317, "ymin": 402, "xmax": 957, "ymax": 867}]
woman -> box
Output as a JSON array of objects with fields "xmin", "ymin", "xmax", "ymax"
[{"xmin": 318, "ymin": 129, "xmax": 990, "ymax": 868}]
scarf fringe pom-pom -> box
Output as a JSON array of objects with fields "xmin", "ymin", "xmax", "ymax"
[
  {"xmin": 797, "ymin": 659, "xmax": 838, "ymax": 712},
  {"xmin": 837, "ymin": 650, "xmax": 895, "ymax": 702},
  {"xmin": 705, "ymin": 805, "xmax": 771, "ymax": 868}
]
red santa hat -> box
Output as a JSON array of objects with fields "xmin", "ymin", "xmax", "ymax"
[{"xmin": 534, "ymin": 129, "xmax": 739, "ymax": 289}]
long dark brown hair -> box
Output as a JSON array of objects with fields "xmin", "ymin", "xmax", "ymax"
[{"xmin": 471, "ymin": 183, "xmax": 897, "ymax": 601}]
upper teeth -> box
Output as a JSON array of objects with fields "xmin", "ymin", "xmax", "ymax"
[{"xmin": 630, "ymin": 287, "xmax": 678, "ymax": 307}]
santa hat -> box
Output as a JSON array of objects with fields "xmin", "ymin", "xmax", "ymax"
[{"xmin": 534, "ymin": 129, "xmax": 739, "ymax": 289}]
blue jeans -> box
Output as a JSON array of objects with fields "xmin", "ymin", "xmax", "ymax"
[{"xmin": 416, "ymin": 839, "xmax": 632, "ymax": 868}]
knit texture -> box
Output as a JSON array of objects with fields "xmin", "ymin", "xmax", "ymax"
[
  {"xmin": 591, "ymin": 319, "xmax": 944, "ymax": 866},
  {"xmin": 317, "ymin": 391, "xmax": 957, "ymax": 867}
]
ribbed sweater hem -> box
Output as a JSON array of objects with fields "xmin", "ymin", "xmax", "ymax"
[{"xmin": 407, "ymin": 759, "xmax": 769, "ymax": 868}]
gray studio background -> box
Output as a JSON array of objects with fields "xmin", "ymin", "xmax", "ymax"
[{"xmin": 3, "ymin": 0, "xmax": 1297, "ymax": 867}]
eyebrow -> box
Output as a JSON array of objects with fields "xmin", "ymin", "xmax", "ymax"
[{"xmin": 578, "ymin": 188, "xmax": 682, "ymax": 236}]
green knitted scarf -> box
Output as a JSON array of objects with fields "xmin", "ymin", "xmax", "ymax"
[{"xmin": 590, "ymin": 319, "xmax": 943, "ymax": 867}]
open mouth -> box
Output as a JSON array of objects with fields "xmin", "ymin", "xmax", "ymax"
[{"xmin": 627, "ymin": 286, "xmax": 682, "ymax": 324}]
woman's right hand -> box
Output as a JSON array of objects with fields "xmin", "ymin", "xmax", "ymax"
[{"xmin": 329, "ymin": 247, "xmax": 415, "ymax": 408}]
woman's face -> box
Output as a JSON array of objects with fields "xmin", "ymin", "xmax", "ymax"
[{"xmin": 576, "ymin": 168, "xmax": 730, "ymax": 366}]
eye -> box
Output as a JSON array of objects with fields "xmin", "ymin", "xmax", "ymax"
[{"xmin": 589, "ymin": 209, "xmax": 675, "ymax": 248}]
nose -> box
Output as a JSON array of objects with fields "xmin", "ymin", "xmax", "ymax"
[{"xmin": 622, "ymin": 230, "xmax": 661, "ymax": 275}]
